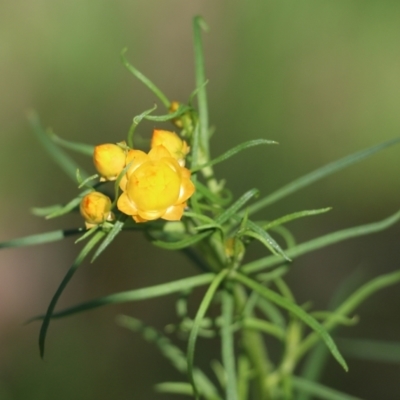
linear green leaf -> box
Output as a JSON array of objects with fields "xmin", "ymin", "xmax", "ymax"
[
  {"xmin": 38, "ymin": 230, "xmax": 105, "ymax": 358},
  {"xmin": 117, "ymin": 316, "xmax": 221, "ymax": 400},
  {"xmin": 31, "ymin": 273, "xmax": 216, "ymax": 321},
  {"xmin": 232, "ymin": 272, "xmax": 348, "ymax": 372},
  {"xmin": 45, "ymin": 188, "xmax": 97, "ymax": 219},
  {"xmin": 216, "ymin": 189, "xmax": 259, "ymax": 225},
  {"xmin": 47, "ymin": 130, "xmax": 94, "ymax": 156},
  {"xmin": 28, "ymin": 111, "xmax": 89, "ymax": 182},
  {"xmin": 91, "ymin": 217, "xmax": 126, "ymax": 262},
  {"xmin": 243, "ymin": 210, "xmax": 400, "ymax": 274},
  {"xmin": 31, "ymin": 205, "xmax": 64, "ymax": 217},
  {"xmin": 247, "ymin": 137, "xmax": 400, "ymax": 216},
  {"xmin": 194, "ymin": 180, "xmax": 232, "ymax": 207},
  {"xmin": 152, "ymin": 231, "xmax": 212, "ymax": 250},
  {"xmin": 262, "ymin": 208, "xmax": 332, "ymax": 230},
  {"xmin": 0, "ymin": 229, "xmax": 81, "ymax": 249},
  {"xmin": 155, "ymin": 382, "xmax": 194, "ymax": 396},
  {"xmin": 296, "ymin": 270, "xmax": 400, "ymax": 360},
  {"xmin": 336, "ymin": 338, "xmax": 400, "ymax": 364},
  {"xmin": 191, "ymin": 139, "xmax": 277, "ymax": 173},
  {"xmin": 121, "ymin": 49, "xmax": 170, "ymax": 108},
  {"xmin": 292, "ymin": 376, "xmax": 362, "ymax": 400},
  {"xmin": 187, "ymin": 269, "xmax": 229, "ymax": 398},
  {"xmin": 244, "ymin": 220, "xmax": 291, "ymax": 262}
]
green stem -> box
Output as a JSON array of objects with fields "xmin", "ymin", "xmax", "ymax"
[
  {"xmin": 192, "ymin": 16, "xmax": 219, "ymax": 194},
  {"xmin": 234, "ymin": 284, "xmax": 272, "ymax": 400},
  {"xmin": 193, "ymin": 16, "xmax": 209, "ymax": 159},
  {"xmin": 221, "ymin": 289, "xmax": 238, "ymax": 400}
]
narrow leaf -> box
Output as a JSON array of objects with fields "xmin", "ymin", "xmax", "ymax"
[
  {"xmin": 30, "ymin": 273, "xmax": 216, "ymax": 321},
  {"xmin": 0, "ymin": 229, "xmax": 81, "ymax": 249},
  {"xmin": 117, "ymin": 316, "xmax": 221, "ymax": 400},
  {"xmin": 47, "ymin": 130, "xmax": 94, "ymax": 156},
  {"xmin": 31, "ymin": 205, "xmax": 64, "ymax": 217},
  {"xmin": 155, "ymin": 382, "xmax": 194, "ymax": 396},
  {"xmin": 336, "ymin": 338, "xmax": 400, "ymax": 364},
  {"xmin": 152, "ymin": 231, "xmax": 212, "ymax": 250},
  {"xmin": 38, "ymin": 231, "xmax": 105, "ymax": 357},
  {"xmin": 27, "ymin": 111, "xmax": 89, "ymax": 181},
  {"xmin": 45, "ymin": 188, "xmax": 96, "ymax": 219},
  {"xmin": 187, "ymin": 269, "xmax": 229, "ymax": 397},
  {"xmin": 292, "ymin": 376, "xmax": 363, "ymax": 400},
  {"xmin": 296, "ymin": 270, "xmax": 400, "ymax": 360},
  {"xmin": 191, "ymin": 139, "xmax": 278, "ymax": 173},
  {"xmin": 243, "ymin": 220, "xmax": 291, "ymax": 262},
  {"xmin": 91, "ymin": 217, "xmax": 126, "ymax": 262},
  {"xmin": 121, "ymin": 49, "xmax": 170, "ymax": 108},
  {"xmin": 216, "ymin": 189, "xmax": 259, "ymax": 225},
  {"xmin": 247, "ymin": 137, "xmax": 400, "ymax": 215},
  {"xmin": 232, "ymin": 272, "xmax": 348, "ymax": 371},
  {"xmin": 194, "ymin": 180, "xmax": 232, "ymax": 207},
  {"xmin": 243, "ymin": 210, "xmax": 400, "ymax": 274},
  {"xmin": 262, "ymin": 208, "xmax": 332, "ymax": 230}
]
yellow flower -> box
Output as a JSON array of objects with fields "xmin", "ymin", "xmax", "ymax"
[
  {"xmin": 80, "ymin": 192, "xmax": 114, "ymax": 228},
  {"xmin": 117, "ymin": 145, "xmax": 195, "ymax": 223},
  {"xmin": 151, "ymin": 129, "xmax": 190, "ymax": 166},
  {"xmin": 93, "ymin": 143, "xmax": 126, "ymax": 181}
]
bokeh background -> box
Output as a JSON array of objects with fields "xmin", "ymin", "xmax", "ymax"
[{"xmin": 1, "ymin": 1, "xmax": 400, "ymax": 399}]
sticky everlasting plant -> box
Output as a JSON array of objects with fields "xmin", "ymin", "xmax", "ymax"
[{"xmin": 5, "ymin": 16, "xmax": 400, "ymax": 400}]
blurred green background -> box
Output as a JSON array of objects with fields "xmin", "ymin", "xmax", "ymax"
[{"xmin": 1, "ymin": 1, "xmax": 400, "ymax": 399}]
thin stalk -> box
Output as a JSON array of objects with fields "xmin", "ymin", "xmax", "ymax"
[
  {"xmin": 234, "ymin": 284, "xmax": 272, "ymax": 400},
  {"xmin": 221, "ymin": 289, "xmax": 238, "ymax": 400},
  {"xmin": 192, "ymin": 16, "xmax": 219, "ymax": 194}
]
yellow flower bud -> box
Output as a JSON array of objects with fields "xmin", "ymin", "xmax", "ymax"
[
  {"xmin": 151, "ymin": 129, "xmax": 190, "ymax": 166},
  {"xmin": 93, "ymin": 144, "xmax": 126, "ymax": 181},
  {"xmin": 169, "ymin": 101, "xmax": 184, "ymax": 128},
  {"xmin": 117, "ymin": 145, "xmax": 195, "ymax": 223},
  {"xmin": 80, "ymin": 192, "xmax": 114, "ymax": 228}
]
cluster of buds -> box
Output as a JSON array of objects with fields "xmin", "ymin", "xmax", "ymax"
[{"xmin": 80, "ymin": 130, "xmax": 194, "ymax": 226}]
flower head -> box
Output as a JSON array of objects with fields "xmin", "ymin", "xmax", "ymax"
[
  {"xmin": 93, "ymin": 143, "xmax": 126, "ymax": 181},
  {"xmin": 151, "ymin": 129, "xmax": 189, "ymax": 166},
  {"xmin": 80, "ymin": 192, "xmax": 114, "ymax": 228},
  {"xmin": 117, "ymin": 145, "xmax": 195, "ymax": 223}
]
